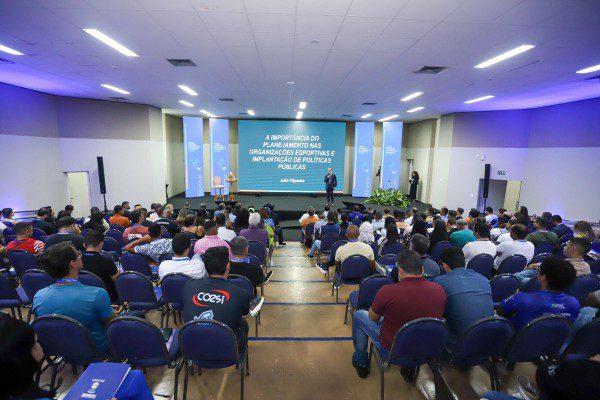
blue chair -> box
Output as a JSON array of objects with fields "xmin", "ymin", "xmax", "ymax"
[
  {"xmin": 160, "ymin": 273, "xmax": 191, "ymax": 327},
  {"xmin": 317, "ymin": 233, "xmax": 339, "ymax": 266},
  {"xmin": 246, "ymin": 254, "xmax": 261, "ymax": 267},
  {"xmin": 121, "ymin": 252, "xmax": 153, "ymax": 277},
  {"xmin": 303, "ymin": 223, "xmax": 315, "ymax": 247},
  {"xmin": 228, "ymin": 274, "xmax": 260, "ymax": 337},
  {"xmin": 105, "ymin": 229, "xmax": 125, "ymax": 247},
  {"xmin": 102, "ymin": 237, "xmax": 122, "ymax": 256},
  {"xmin": 520, "ymin": 275, "xmax": 541, "ymax": 292},
  {"xmin": 377, "ymin": 254, "xmax": 397, "ymax": 274},
  {"xmin": 379, "ymin": 242, "xmax": 402, "ymax": 259},
  {"xmin": 504, "ymin": 315, "xmax": 572, "ymax": 370},
  {"xmin": 159, "ymin": 253, "xmax": 174, "ymax": 264},
  {"xmin": 466, "ymin": 254, "xmax": 495, "ymax": 278},
  {"xmin": 333, "ymin": 255, "xmax": 372, "ymax": 302},
  {"xmin": 32, "ymin": 228, "xmax": 47, "ymax": 240},
  {"xmin": 351, "ymin": 218, "xmax": 361, "ymax": 227},
  {"xmin": 559, "ymin": 234, "xmax": 574, "ymax": 244},
  {"xmin": 590, "ymin": 258, "xmax": 600, "ymax": 275},
  {"xmin": 555, "ymin": 242, "xmax": 567, "ymax": 259},
  {"xmin": 21, "ymin": 269, "xmax": 55, "ymax": 321},
  {"xmin": 489, "ymin": 274, "xmax": 519, "ymax": 307},
  {"xmin": 430, "ymin": 241, "xmax": 452, "ymax": 262},
  {"xmin": 109, "ymin": 224, "xmax": 125, "ymax": 232},
  {"xmin": 78, "ymin": 270, "xmax": 106, "ymax": 289},
  {"xmin": 534, "ymin": 242, "xmax": 556, "ymax": 255},
  {"xmin": 344, "ymin": 274, "xmax": 393, "ymax": 324},
  {"xmin": 106, "ymin": 316, "xmax": 180, "ymax": 368},
  {"xmin": 339, "ymin": 229, "xmax": 347, "ymax": 240},
  {"xmin": 565, "ymin": 274, "xmax": 600, "ymax": 305},
  {"xmin": 7, "ymin": 250, "xmax": 40, "ymax": 277},
  {"xmin": 529, "ymin": 252, "xmax": 552, "ymax": 265},
  {"xmin": 369, "ymin": 242, "xmax": 379, "ymax": 259},
  {"xmin": 0, "ymin": 272, "xmax": 28, "ymax": 320},
  {"xmin": 326, "ymin": 239, "xmax": 347, "ymax": 280},
  {"xmin": 2, "ymin": 226, "xmax": 15, "ymax": 237},
  {"xmin": 4, "ymin": 234, "xmax": 16, "ymax": 245},
  {"xmin": 446, "ymin": 317, "xmax": 514, "ymax": 391},
  {"xmin": 177, "ymin": 320, "xmax": 248, "ymax": 400},
  {"xmin": 560, "ymin": 318, "xmax": 600, "ymax": 361},
  {"xmin": 591, "ymin": 241, "xmax": 600, "ymax": 253},
  {"xmin": 115, "ymin": 272, "xmax": 165, "ymax": 326},
  {"xmin": 161, "ymin": 231, "xmax": 172, "ymax": 239},
  {"xmin": 247, "ymin": 240, "xmax": 268, "ymax": 267},
  {"xmin": 369, "ymin": 318, "xmax": 448, "ymax": 400},
  {"xmin": 497, "ymin": 254, "xmax": 527, "ymax": 274},
  {"xmin": 80, "ymin": 228, "xmax": 93, "ymax": 238}
]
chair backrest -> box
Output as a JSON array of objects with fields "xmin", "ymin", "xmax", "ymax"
[
  {"xmin": 109, "ymin": 224, "xmax": 125, "ymax": 232},
  {"xmin": 213, "ymin": 175, "xmax": 222, "ymax": 186},
  {"xmin": 160, "ymin": 273, "xmax": 191, "ymax": 309},
  {"xmin": 505, "ymin": 315, "xmax": 571, "ymax": 363},
  {"xmin": 351, "ymin": 219, "xmax": 361, "ymax": 227},
  {"xmin": 450, "ymin": 316, "xmax": 514, "ymax": 366},
  {"xmin": 228, "ymin": 274, "xmax": 255, "ymax": 297},
  {"xmin": 115, "ymin": 271, "xmax": 158, "ymax": 310},
  {"xmin": 121, "ymin": 253, "xmax": 153, "ymax": 277},
  {"xmin": 559, "ymin": 234, "xmax": 574, "ymax": 244},
  {"xmin": 80, "ymin": 228, "xmax": 93, "ymax": 238},
  {"xmin": 489, "ymin": 274, "xmax": 520, "ymax": 303},
  {"xmin": 339, "ymin": 229, "xmax": 347, "ymax": 240},
  {"xmin": 105, "ymin": 229, "xmax": 125, "ymax": 246},
  {"xmin": 520, "ymin": 276, "xmax": 541, "ymax": 292},
  {"xmin": 21, "ymin": 269, "xmax": 55, "ymax": 301},
  {"xmin": 369, "ymin": 242, "xmax": 378, "ymax": 257},
  {"xmin": 534, "ymin": 242, "xmax": 556, "ymax": 255},
  {"xmin": 158, "ymin": 253, "xmax": 174, "ymax": 263},
  {"xmin": 247, "ymin": 240, "xmax": 267, "ymax": 264},
  {"xmin": 340, "ymin": 255, "xmax": 371, "ymax": 284},
  {"xmin": 388, "ymin": 318, "xmax": 447, "ymax": 368},
  {"xmin": 320, "ymin": 233, "xmax": 339, "ymax": 252},
  {"xmin": 565, "ymin": 274, "xmax": 600, "ymax": 305},
  {"xmin": 555, "ymin": 242, "xmax": 567, "ymax": 259},
  {"xmin": 0, "ymin": 273, "xmax": 22, "ymax": 305},
  {"xmin": 497, "ymin": 254, "xmax": 527, "ymax": 274},
  {"xmin": 430, "ymin": 241, "xmax": 452, "ymax": 262},
  {"xmin": 32, "ymin": 314, "xmax": 101, "ymax": 365},
  {"xmin": 4, "ymin": 235, "xmax": 16, "ymax": 245},
  {"xmin": 106, "ymin": 316, "xmax": 170, "ymax": 367},
  {"xmin": 377, "ymin": 254, "xmax": 397, "ymax": 269},
  {"xmin": 561, "ymin": 318, "xmax": 600, "ymax": 361},
  {"xmin": 356, "ymin": 274, "xmax": 394, "ymax": 310},
  {"xmin": 379, "ymin": 242, "xmax": 403, "ymax": 258},
  {"xmin": 246, "ymin": 254, "xmax": 261, "ymax": 267},
  {"xmin": 305, "ymin": 223, "xmax": 315, "ymax": 235},
  {"xmin": 79, "ymin": 270, "xmax": 106, "ymax": 289},
  {"xmin": 330, "ymin": 240, "xmax": 348, "ymax": 264},
  {"xmin": 32, "ymin": 228, "xmax": 47, "ymax": 240},
  {"xmin": 161, "ymin": 231, "xmax": 172, "ymax": 239},
  {"xmin": 179, "ymin": 319, "xmax": 239, "ymax": 369},
  {"xmin": 2, "ymin": 227, "xmax": 15, "ymax": 237},
  {"xmin": 102, "ymin": 237, "xmax": 122, "ymax": 255},
  {"xmin": 7, "ymin": 250, "xmax": 40, "ymax": 277},
  {"xmin": 590, "ymin": 258, "xmax": 600, "ymax": 275},
  {"xmin": 529, "ymin": 252, "xmax": 552, "ymax": 265},
  {"xmin": 466, "ymin": 254, "xmax": 495, "ymax": 278}
]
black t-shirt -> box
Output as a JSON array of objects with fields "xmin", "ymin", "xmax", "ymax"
[
  {"xmin": 32, "ymin": 218, "xmax": 56, "ymax": 235},
  {"xmin": 229, "ymin": 261, "xmax": 265, "ymax": 293},
  {"xmin": 142, "ymin": 219, "xmax": 154, "ymax": 228},
  {"xmin": 81, "ymin": 251, "xmax": 119, "ymax": 303},
  {"xmin": 155, "ymin": 218, "xmax": 180, "ymax": 237},
  {"xmin": 183, "ymin": 277, "xmax": 252, "ymax": 331},
  {"xmin": 44, "ymin": 232, "xmax": 85, "ymax": 251},
  {"xmin": 82, "ymin": 221, "xmax": 105, "ymax": 233}
]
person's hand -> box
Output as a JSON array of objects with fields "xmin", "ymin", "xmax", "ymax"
[
  {"xmin": 141, "ymin": 234, "xmax": 152, "ymax": 243},
  {"xmin": 526, "ymin": 262, "xmax": 540, "ymax": 270}
]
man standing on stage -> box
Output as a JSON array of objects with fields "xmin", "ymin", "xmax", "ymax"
[{"xmin": 324, "ymin": 167, "xmax": 337, "ymax": 206}]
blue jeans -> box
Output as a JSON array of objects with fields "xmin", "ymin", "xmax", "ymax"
[
  {"xmin": 308, "ymin": 240, "xmax": 321, "ymax": 257},
  {"xmin": 514, "ymin": 269, "xmax": 537, "ymax": 286},
  {"xmin": 574, "ymin": 307, "xmax": 598, "ymax": 331},
  {"xmin": 481, "ymin": 392, "xmax": 521, "ymax": 400},
  {"xmin": 114, "ymin": 369, "xmax": 154, "ymax": 400},
  {"xmin": 352, "ymin": 310, "xmax": 383, "ymax": 367}
]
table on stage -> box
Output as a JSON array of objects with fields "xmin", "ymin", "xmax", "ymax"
[{"xmin": 226, "ymin": 177, "xmax": 238, "ymax": 201}]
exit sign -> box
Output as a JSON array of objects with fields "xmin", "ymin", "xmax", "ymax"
[{"xmin": 497, "ymin": 171, "xmax": 506, "ymax": 175}]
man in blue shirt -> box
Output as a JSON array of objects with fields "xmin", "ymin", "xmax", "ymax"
[
  {"xmin": 308, "ymin": 211, "xmax": 340, "ymax": 260},
  {"xmin": 435, "ymin": 247, "xmax": 493, "ymax": 349},
  {"xmin": 32, "ymin": 242, "xmax": 116, "ymax": 353},
  {"xmin": 348, "ymin": 206, "xmax": 364, "ymax": 223},
  {"xmin": 497, "ymin": 257, "xmax": 580, "ymax": 330}
]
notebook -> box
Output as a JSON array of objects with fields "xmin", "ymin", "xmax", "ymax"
[{"xmin": 64, "ymin": 362, "xmax": 131, "ymax": 400}]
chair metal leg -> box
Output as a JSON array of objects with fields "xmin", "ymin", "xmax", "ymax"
[
  {"xmin": 182, "ymin": 361, "xmax": 189, "ymax": 400},
  {"xmin": 160, "ymin": 309, "xmax": 165, "ymax": 328},
  {"xmin": 380, "ymin": 363, "xmax": 385, "ymax": 400},
  {"xmin": 174, "ymin": 359, "xmax": 182, "ymax": 400},
  {"xmin": 10, "ymin": 307, "xmax": 16, "ymax": 318},
  {"xmin": 246, "ymin": 349, "xmax": 250, "ymax": 376},
  {"xmin": 165, "ymin": 309, "xmax": 170, "ymax": 328},
  {"xmin": 489, "ymin": 359, "xmax": 500, "ymax": 391},
  {"xmin": 255, "ymin": 317, "xmax": 258, "ymax": 337},
  {"xmin": 27, "ymin": 308, "xmax": 32, "ymax": 322},
  {"xmin": 240, "ymin": 360, "xmax": 245, "ymax": 400},
  {"xmin": 344, "ymin": 300, "xmax": 349, "ymax": 324},
  {"xmin": 429, "ymin": 361, "xmax": 454, "ymax": 400},
  {"xmin": 335, "ymin": 287, "xmax": 339, "ymax": 303}
]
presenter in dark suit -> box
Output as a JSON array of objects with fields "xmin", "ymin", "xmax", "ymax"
[
  {"xmin": 324, "ymin": 167, "xmax": 337, "ymax": 206},
  {"xmin": 409, "ymin": 170, "xmax": 419, "ymax": 201}
]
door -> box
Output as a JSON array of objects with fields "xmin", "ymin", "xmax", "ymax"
[
  {"xmin": 66, "ymin": 172, "xmax": 91, "ymax": 218},
  {"xmin": 503, "ymin": 180, "xmax": 522, "ymax": 212}
]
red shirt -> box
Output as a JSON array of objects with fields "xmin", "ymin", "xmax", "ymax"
[
  {"xmin": 123, "ymin": 225, "xmax": 148, "ymax": 242},
  {"xmin": 371, "ymin": 276, "xmax": 446, "ymax": 349},
  {"xmin": 109, "ymin": 214, "xmax": 130, "ymax": 228},
  {"xmin": 6, "ymin": 238, "xmax": 45, "ymax": 254}
]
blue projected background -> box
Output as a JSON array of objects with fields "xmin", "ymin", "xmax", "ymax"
[
  {"xmin": 352, "ymin": 122, "xmax": 375, "ymax": 197},
  {"xmin": 183, "ymin": 116, "xmax": 204, "ymax": 197},
  {"xmin": 380, "ymin": 122, "xmax": 404, "ymax": 190},
  {"xmin": 238, "ymin": 120, "xmax": 346, "ymax": 192}
]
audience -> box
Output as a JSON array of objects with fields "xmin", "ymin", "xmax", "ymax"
[
  {"xmin": 573, "ymin": 220, "xmax": 597, "ymax": 242},
  {"xmin": 494, "ymin": 223, "xmax": 535, "ymax": 268},
  {"xmin": 154, "ymin": 206, "xmax": 180, "ymax": 237},
  {"xmin": 490, "ymin": 215, "xmax": 509, "ymax": 241},
  {"xmin": 234, "ymin": 207, "xmax": 251, "ymax": 231},
  {"xmin": 371, "ymin": 211, "xmax": 384, "ymax": 231},
  {"xmin": 348, "ymin": 205, "xmax": 363, "ymax": 222},
  {"xmin": 484, "ymin": 207, "xmax": 496, "ymax": 224},
  {"xmin": 216, "ymin": 213, "xmax": 236, "ymax": 242},
  {"xmin": 44, "ymin": 216, "xmax": 85, "ymax": 252},
  {"xmin": 124, "ymin": 223, "xmax": 173, "ymax": 264},
  {"xmin": 109, "ymin": 205, "xmax": 130, "ymax": 228},
  {"xmin": 428, "ymin": 219, "xmax": 449, "ymax": 253},
  {"xmin": 1, "ymin": 207, "xmax": 18, "ymax": 224},
  {"xmin": 409, "ymin": 234, "xmax": 441, "ymax": 278},
  {"xmin": 526, "ymin": 216, "xmax": 559, "ymax": 248},
  {"xmin": 377, "ymin": 222, "xmax": 400, "ymax": 247},
  {"xmin": 194, "ymin": 220, "xmax": 233, "ymax": 258},
  {"xmin": 563, "ymin": 237, "xmax": 592, "ymax": 275},
  {"xmin": 358, "ymin": 213, "xmax": 374, "ymax": 243},
  {"xmin": 81, "ymin": 231, "xmax": 120, "ymax": 304},
  {"xmin": 82, "ymin": 210, "xmax": 107, "ymax": 233},
  {"xmin": 158, "ymin": 233, "xmax": 207, "ymax": 279},
  {"xmin": 300, "ymin": 207, "xmax": 319, "ymax": 234},
  {"xmin": 308, "ymin": 211, "xmax": 341, "ymax": 260},
  {"xmin": 551, "ymin": 215, "xmax": 573, "ymax": 238},
  {"xmin": 123, "ymin": 210, "xmax": 149, "ymax": 242},
  {"xmin": 461, "ymin": 222, "xmax": 496, "ymax": 264},
  {"xmin": 334, "ymin": 225, "xmax": 375, "ymax": 274},
  {"xmin": 449, "ymin": 219, "xmax": 476, "ymax": 248},
  {"xmin": 181, "ymin": 214, "xmax": 204, "ymax": 238},
  {"xmin": 5, "ymin": 222, "xmax": 45, "ymax": 254},
  {"xmin": 239, "ymin": 212, "xmax": 269, "ymax": 248},
  {"xmin": 229, "ymin": 236, "xmax": 273, "ymax": 290},
  {"xmin": 32, "ymin": 208, "xmax": 56, "ymax": 235}
]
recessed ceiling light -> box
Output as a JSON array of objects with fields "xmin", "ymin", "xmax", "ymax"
[
  {"xmin": 464, "ymin": 95, "xmax": 495, "ymax": 104},
  {"xmin": 199, "ymin": 109, "xmax": 216, "ymax": 118},
  {"xmin": 361, "ymin": 113, "xmax": 373, "ymax": 119},
  {"xmin": 378, "ymin": 114, "xmax": 399, "ymax": 122},
  {"xmin": 83, "ymin": 28, "xmax": 138, "ymax": 57},
  {"xmin": 474, "ymin": 45, "xmax": 534, "ymax": 68},
  {"xmin": 299, "ymin": 101, "xmax": 307, "ymax": 110},
  {"xmin": 0, "ymin": 44, "xmax": 24, "ymax": 55},
  {"xmin": 178, "ymin": 85, "xmax": 198, "ymax": 96},
  {"xmin": 576, "ymin": 64, "xmax": 600, "ymax": 74},
  {"xmin": 407, "ymin": 107, "xmax": 424, "ymax": 113},
  {"xmin": 247, "ymin": 109, "xmax": 255, "ymax": 116},
  {"xmin": 296, "ymin": 111, "xmax": 303, "ymax": 119},
  {"xmin": 101, "ymin": 84, "xmax": 130, "ymax": 95},
  {"xmin": 179, "ymin": 100, "xmax": 195, "ymax": 107},
  {"xmin": 401, "ymin": 91, "xmax": 423, "ymax": 102}
]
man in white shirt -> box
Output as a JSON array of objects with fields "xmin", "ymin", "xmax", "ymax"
[
  {"xmin": 462, "ymin": 222, "xmax": 497, "ymax": 264},
  {"xmin": 484, "ymin": 207, "xmax": 496, "ymax": 225},
  {"xmin": 490, "ymin": 216, "xmax": 510, "ymax": 241},
  {"xmin": 494, "ymin": 224, "xmax": 535, "ymax": 269},
  {"xmin": 404, "ymin": 207, "xmax": 418, "ymax": 225},
  {"xmin": 371, "ymin": 211, "xmax": 385, "ymax": 231},
  {"xmin": 215, "ymin": 213, "xmax": 236, "ymax": 242},
  {"xmin": 497, "ymin": 219, "xmax": 517, "ymax": 243},
  {"xmin": 158, "ymin": 233, "xmax": 207, "ymax": 279}
]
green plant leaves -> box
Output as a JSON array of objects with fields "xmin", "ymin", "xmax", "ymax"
[{"xmin": 364, "ymin": 188, "xmax": 410, "ymax": 208}]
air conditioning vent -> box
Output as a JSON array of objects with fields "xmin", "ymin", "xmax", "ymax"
[
  {"xmin": 109, "ymin": 97, "xmax": 128, "ymax": 101},
  {"xmin": 362, "ymin": 102, "xmax": 377, "ymax": 105},
  {"xmin": 219, "ymin": 98, "xmax": 235, "ymax": 102},
  {"xmin": 166, "ymin": 59, "xmax": 197, "ymax": 67},
  {"xmin": 341, "ymin": 114, "xmax": 352, "ymax": 117},
  {"xmin": 415, "ymin": 65, "xmax": 446, "ymax": 74}
]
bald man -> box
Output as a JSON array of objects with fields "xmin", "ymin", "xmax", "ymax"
[{"xmin": 334, "ymin": 225, "xmax": 375, "ymax": 274}]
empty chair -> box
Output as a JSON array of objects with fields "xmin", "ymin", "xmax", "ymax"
[
  {"xmin": 379, "ymin": 242, "xmax": 402, "ymax": 258},
  {"xmin": 115, "ymin": 272, "xmax": 165, "ymax": 326},
  {"xmin": 497, "ymin": 254, "xmax": 527, "ymax": 274},
  {"xmin": 121, "ymin": 252, "xmax": 153, "ymax": 277},
  {"xmin": 466, "ymin": 254, "xmax": 495, "ymax": 278},
  {"xmin": 489, "ymin": 274, "xmax": 520, "ymax": 307},
  {"xmin": 0, "ymin": 272, "xmax": 29, "ymax": 320},
  {"xmin": 78, "ymin": 270, "xmax": 106, "ymax": 289},
  {"xmin": 560, "ymin": 318, "xmax": 600, "ymax": 361},
  {"xmin": 534, "ymin": 242, "xmax": 556, "ymax": 255},
  {"xmin": 446, "ymin": 317, "xmax": 514, "ymax": 391},
  {"xmin": 20, "ymin": 269, "xmax": 55, "ymax": 321},
  {"xmin": 344, "ymin": 274, "xmax": 393, "ymax": 324},
  {"xmin": 529, "ymin": 252, "xmax": 552, "ymax": 265},
  {"xmin": 7, "ymin": 250, "xmax": 40, "ymax": 277},
  {"xmin": 228, "ymin": 274, "xmax": 260, "ymax": 337},
  {"xmin": 102, "ymin": 237, "xmax": 122, "ymax": 256},
  {"xmin": 565, "ymin": 274, "xmax": 600, "ymax": 305},
  {"xmin": 332, "ymin": 255, "xmax": 372, "ymax": 302},
  {"xmin": 104, "ymin": 229, "xmax": 125, "ymax": 247},
  {"xmin": 430, "ymin": 241, "xmax": 452, "ymax": 262},
  {"xmin": 32, "ymin": 228, "xmax": 47, "ymax": 240},
  {"xmin": 177, "ymin": 320, "xmax": 248, "ymax": 400},
  {"xmin": 247, "ymin": 240, "xmax": 268, "ymax": 267},
  {"xmin": 160, "ymin": 273, "xmax": 191, "ymax": 327},
  {"xmin": 106, "ymin": 316, "xmax": 180, "ymax": 368}
]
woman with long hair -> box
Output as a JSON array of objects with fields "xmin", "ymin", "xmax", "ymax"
[
  {"xmin": 175, "ymin": 208, "xmax": 188, "ymax": 227},
  {"xmin": 234, "ymin": 207, "xmax": 250, "ymax": 231},
  {"xmin": 428, "ymin": 219, "xmax": 449, "ymax": 253},
  {"xmin": 574, "ymin": 220, "xmax": 597, "ymax": 242},
  {"xmin": 378, "ymin": 222, "xmax": 400, "ymax": 246},
  {"xmin": 409, "ymin": 171, "xmax": 419, "ymax": 201},
  {"xmin": 182, "ymin": 214, "xmax": 203, "ymax": 238}
]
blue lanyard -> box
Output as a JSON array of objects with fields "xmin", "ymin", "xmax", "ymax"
[
  {"xmin": 173, "ymin": 257, "xmax": 190, "ymax": 261},
  {"xmin": 348, "ymin": 239, "xmax": 358, "ymax": 243},
  {"xmin": 231, "ymin": 257, "xmax": 250, "ymax": 263},
  {"xmin": 56, "ymin": 279, "xmax": 78, "ymax": 285}
]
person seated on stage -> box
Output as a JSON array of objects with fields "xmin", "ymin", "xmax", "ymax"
[
  {"xmin": 461, "ymin": 222, "xmax": 496, "ymax": 265},
  {"xmin": 154, "ymin": 206, "xmax": 180, "ymax": 237},
  {"xmin": 351, "ymin": 249, "xmax": 446, "ymax": 379},
  {"xmin": 358, "ymin": 214, "xmax": 374, "ymax": 243},
  {"xmin": 215, "ymin": 213, "xmax": 236, "ymax": 242},
  {"xmin": 239, "ymin": 212, "xmax": 270, "ymax": 248},
  {"xmin": 229, "ymin": 236, "xmax": 273, "ymax": 291},
  {"xmin": 494, "ymin": 223, "xmax": 535, "ymax": 269},
  {"xmin": 490, "ymin": 215, "xmax": 509, "ymax": 241},
  {"xmin": 5, "ymin": 222, "xmax": 45, "ymax": 255},
  {"xmin": 526, "ymin": 216, "xmax": 559, "ymax": 249},
  {"xmin": 158, "ymin": 233, "xmax": 207, "ymax": 280},
  {"xmin": 435, "ymin": 248, "xmax": 493, "ymax": 349},
  {"xmin": 183, "ymin": 246, "xmax": 253, "ymax": 351},
  {"xmin": 497, "ymin": 257, "xmax": 579, "ymax": 330},
  {"xmin": 82, "ymin": 231, "xmax": 120, "ymax": 304},
  {"xmin": 371, "ymin": 211, "xmax": 385, "ymax": 231},
  {"xmin": 334, "ymin": 226, "xmax": 375, "ymax": 275},
  {"xmin": 44, "ymin": 216, "xmax": 85, "ymax": 252},
  {"xmin": 33, "ymin": 242, "xmax": 117, "ymax": 354},
  {"xmin": 194, "ymin": 220, "xmax": 233, "ymax": 258},
  {"xmin": 348, "ymin": 206, "xmax": 363, "ymax": 223},
  {"xmin": 108, "ymin": 205, "xmax": 130, "ymax": 228},
  {"xmin": 449, "ymin": 219, "xmax": 476, "ymax": 248},
  {"xmin": 408, "ymin": 234, "xmax": 441, "ymax": 279},
  {"xmin": 124, "ymin": 223, "xmax": 173, "ymax": 264},
  {"xmin": 300, "ymin": 207, "xmax": 319, "ymax": 234},
  {"xmin": 308, "ymin": 211, "xmax": 341, "ymax": 261},
  {"xmin": 32, "ymin": 207, "xmax": 56, "ymax": 236},
  {"xmin": 551, "ymin": 214, "xmax": 574, "ymax": 238},
  {"xmin": 123, "ymin": 210, "xmax": 149, "ymax": 242}
]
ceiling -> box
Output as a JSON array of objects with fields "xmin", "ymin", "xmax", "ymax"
[{"xmin": 1, "ymin": 0, "xmax": 599, "ymax": 122}]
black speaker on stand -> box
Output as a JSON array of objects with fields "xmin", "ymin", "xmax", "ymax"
[
  {"xmin": 97, "ymin": 156, "xmax": 108, "ymax": 212},
  {"xmin": 482, "ymin": 163, "xmax": 491, "ymax": 210}
]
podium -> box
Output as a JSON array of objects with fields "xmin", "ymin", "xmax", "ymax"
[{"xmin": 226, "ymin": 177, "xmax": 238, "ymax": 201}]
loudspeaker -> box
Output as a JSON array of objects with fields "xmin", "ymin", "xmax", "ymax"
[
  {"xmin": 482, "ymin": 163, "xmax": 491, "ymax": 198},
  {"xmin": 97, "ymin": 156, "xmax": 107, "ymax": 194}
]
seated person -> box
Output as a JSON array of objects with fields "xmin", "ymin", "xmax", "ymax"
[
  {"xmin": 576, "ymin": 289, "xmax": 600, "ymax": 331},
  {"xmin": 497, "ymin": 257, "xmax": 579, "ymax": 330},
  {"xmin": 124, "ymin": 223, "xmax": 173, "ymax": 264},
  {"xmin": 44, "ymin": 216, "xmax": 85, "ymax": 252},
  {"xmin": 1, "ymin": 207, "xmax": 18, "ymax": 225},
  {"xmin": 154, "ymin": 206, "xmax": 180, "ymax": 237},
  {"xmin": 239, "ymin": 213, "xmax": 269, "ymax": 248},
  {"xmin": 308, "ymin": 211, "xmax": 341, "ymax": 261},
  {"xmin": 183, "ymin": 246, "xmax": 253, "ymax": 350},
  {"xmin": 348, "ymin": 205, "xmax": 363, "ymax": 222},
  {"xmin": 371, "ymin": 211, "xmax": 385, "ymax": 231},
  {"xmin": 82, "ymin": 210, "xmax": 107, "ymax": 233},
  {"xmin": 427, "ymin": 219, "xmax": 449, "ymax": 253},
  {"xmin": 358, "ymin": 214, "xmax": 374, "ymax": 243},
  {"xmin": 334, "ymin": 225, "xmax": 375, "ymax": 276},
  {"xmin": 158, "ymin": 233, "xmax": 207, "ymax": 280},
  {"xmin": 449, "ymin": 219, "xmax": 476, "ymax": 248},
  {"xmin": 81, "ymin": 231, "xmax": 120, "ymax": 304},
  {"xmin": 181, "ymin": 214, "xmax": 204, "ymax": 239},
  {"xmin": 32, "ymin": 243, "xmax": 116, "ymax": 354},
  {"xmin": 108, "ymin": 205, "xmax": 130, "ymax": 228},
  {"xmin": 193, "ymin": 220, "xmax": 233, "ymax": 258},
  {"xmin": 300, "ymin": 207, "xmax": 319, "ymax": 234},
  {"xmin": 229, "ymin": 236, "xmax": 273, "ymax": 292},
  {"xmin": 216, "ymin": 213, "xmax": 236, "ymax": 242},
  {"xmin": 526, "ymin": 216, "xmax": 559, "ymax": 248},
  {"xmin": 551, "ymin": 214, "xmax": 573, "ymax": 238},
  {"xmin": 408, "ymin": 234, "xmax": 441, "ymax": 279},
  {"xmin": 31, "ymin": 208, "xmax": 56, "ymax": 236},
  {"xmin": 490, "ymin": 215, "xmax": 509, "ymax": 241},
  {"xmin": 377, "ymin": 220, "xmax": 401, "ymax": 247},
  {"xmin": 435, "ymin": 248, "xmax": 493, "ymax": 349},
  {"xmin": 484, "ymin": 206, "xmax": 496, "ymax": 225},
  {"xmin": 564, "ymin": 237, "xmax": 592, "ymax": 276},
  {"xmin": 351, "ymin": 250, "xmax": 446, "ymax": 379},
  {"xmin": 123, "ymin": 210, "xmax": 149, "ymax": 242},
  {"xmin": 5, "ymin": 222, "xmax": 45, "ymax": 254},
  {"xmin": 494, "ymin": 223, "xmax": 535, "ymax": 269},
  {"xmin": 462, "ymin": 222, "xmax": 496, "ymax": 264}
]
